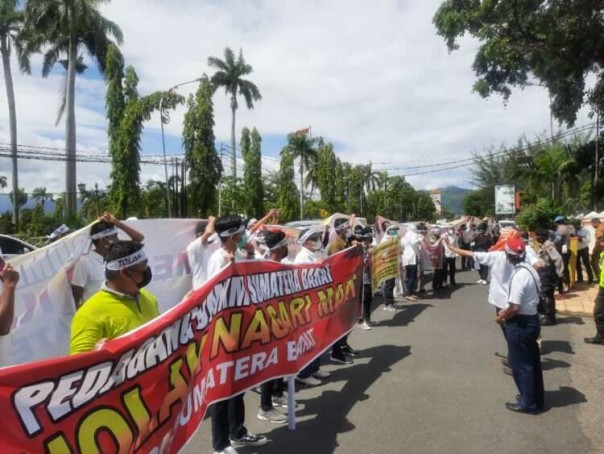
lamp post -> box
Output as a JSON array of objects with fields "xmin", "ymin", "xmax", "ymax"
[{"xmin": 159, "ymin": 77, "xmax": 202, "ymax": 217}]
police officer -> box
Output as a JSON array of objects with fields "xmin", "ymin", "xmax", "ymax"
[{"xmin": 495, "ymin": 237, "xmax": 544, "ymax": 413}]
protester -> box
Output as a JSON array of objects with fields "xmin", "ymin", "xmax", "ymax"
[
  {"xmin": 553, "ymin": 215, "xmax": 571, "ymax": 293},
  {"xmin": 256, "ymin": 230, "xmax": 290, "ymax": 424},
  {"xmin": 585, "ymin": 233, "xmax": 604, "ymax": 345},
  {"xmin": 0, "ymin": 264, "xmax": 19, "ymax": 367},
  {"xmin": 460, "ymin": 223, "xmax": 475, "ymax": 270},
  {"xmin": 534, "ymin": 229, "xmax": 564, "ymax": 326},
  {"xmin": 70, "ymin": 241, "xmax": 158, "ymax": 354},
  {"xmin": 187, "ymin": 216, "xmax": 219, "ymax": 291},
  {"xmin": 495, "ymin": 237, "xmax": 544, "ymax": 414},
  {"xmin": 401, "ymin": 224, "xmax": 421, "ymax": 301},
  {"xmin": 380, "ymin": 223, "xmax": 401, "ymax": 310},
  {"xmin": 207, "ymin": 215, "xmax": 268, "ymax": 454},
  {"xmin": 71, "ymin": 212, "xmax": 145, "ymax": 308},
  {"xmin": 416, "ymin": 223, "xmax": 429, "ymax": 293},
  {"xmin": 575, "ymin": 221, "xmax": 594, "ymax": 283},
  {"xmin": 294, "ymin": 227, "xmax": 333, "ymax": 384},
  {"xmin": 442, "ymin": 227, "xmax": 459, "ymax": 286},
  {"xmin": 472, "ymin": 223, "xmax": 493, "ymax": 284},
  {"xmin": 590, "ymin": 218, "xmax": 604, "ymax": 279},
  {"xmin": 354, "ymin": 226, "xmax": 375, "ymax": 329},
  {"xmin": 427, "ymin": 226, "xmax": 446, "ymax": 290}
]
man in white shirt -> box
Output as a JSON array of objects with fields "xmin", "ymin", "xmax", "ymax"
[
  {"xmin": 495, "ymin": 237, "xmax": 544, "ymax": 414},
  {"xmin": 401, "ymin": 225, "xmax": 421, "ymax": 301},
  {"xmin": 187, "ymin": 216, "xmax": 220, "ymax": 290},
  {"xmin": 442, "ymin": 227, "xmax": 459, "ymax": 285},
  {"xmin": 0, "ymin": 264, "xmax": 19, "ymax": 368},
  {"xmin": 575, "ymin": 223, "xmax": 594, "ymax": 283},
  {"xmin": 71, "ymin": 212, "xmax": 145, "ymax": 308},
  {"xmin": 207, "ymin": 215, "xmax": 267, "ymax": 454}
]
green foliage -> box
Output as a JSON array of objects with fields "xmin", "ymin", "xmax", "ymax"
[
  {"xmin": 316, "ymin": 140, "xmax": 338, "ymax": 212},
  {"xmin": 141, "ymin": 180, "xmax": 167, "ymax": 219},
  {"xmin": 183, "ymin": 76, "xmax": 222, "ymax": 217},
  {"xmin": 515, "ymin": 199, "xmax": 560, "ymax": 232},
  {"xmin": 32, "ymin": 187, "xmax": 52, "ymax": 208},
  {"xmin": 463, "ymin": 187, "xmax": 494, "ymax": 218},
  {"xmin": 433, "ymin": 0, "xmax": 604, "ymax": 125},
  {"xmin": 277, "ymin": 151, "xmax": 300, "ymax": 222},
  {"xmin": 241, "ymin": 127, "xmax": 264, "ymax": 217},
  {"xmin": 8, "ymin": 188, "xmax": 26, "ymax": 209},
  {"xmin": 282, "ymin": 132, "xmax": 318, "ymax": 218},
  {"xmin": 79, "ymin": 183, "xmax": 108, "ymax": 221}
]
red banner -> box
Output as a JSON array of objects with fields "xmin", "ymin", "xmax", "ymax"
[{"xmin": 0, "ymin": 247, "xmax": 362, "ymax": 454}]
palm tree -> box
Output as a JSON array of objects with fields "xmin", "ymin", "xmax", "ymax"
[
  {"xmin": 32, "ymin": 186, "xmax": 53, "ymax": 209},
  {"xmin": 282, "ymin": 132, "xmax": 318, "ymax": 219},
  {"xmin": 24, "ymin": 0, "xmax": 123, "ymax": 218},
  {"xmin": 1, "ymin": 0, "xmax": 30, "ymax": 230},
  {"xmin": 0, "ymin": 176, "xmax": 6, "ymax": 190},
  {"xmin": 208, "ymin": 47, "xmax": 261, "ymax": 181}
]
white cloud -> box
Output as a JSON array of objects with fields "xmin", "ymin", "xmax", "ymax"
[{"xmin": 0, "ymin": 0, "xmax": 595, "ymax": 199}]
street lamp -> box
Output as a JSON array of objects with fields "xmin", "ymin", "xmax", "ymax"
[{"xmin": 159, "ymin": 77, "xmax": 203, "ymax": 217}]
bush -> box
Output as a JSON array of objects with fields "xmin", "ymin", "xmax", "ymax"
[{"xmin": 515, "ymin": 199, "xmax": 561, "ymax": 231}]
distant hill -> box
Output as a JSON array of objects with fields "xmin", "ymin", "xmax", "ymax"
[
  {"xmin": 439, "ymin": 186, "xmax": 471, "ymax": 216},
  {"xmin": 0, "ymin": 194, "xmax": 57, "ymax": 214}
]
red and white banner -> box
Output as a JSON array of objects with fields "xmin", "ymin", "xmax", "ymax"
[{"xmin": 0, "ymin": 247, "xmax": 362, "ymax": 453}]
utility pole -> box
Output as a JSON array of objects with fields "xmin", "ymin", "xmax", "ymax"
[{"xmin": 218, "ymin": 144, "xmax": 224, "ymax": 216}]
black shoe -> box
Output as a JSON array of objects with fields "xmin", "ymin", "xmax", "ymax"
[
  {"xmin": 330, "ymin": 353, "xmax": 353, "ymax": 364},
  {"xmin": 230, "ymin": 431, "xmax": 269, "ymax": 447},
  {"xmin": 584, "ymin": 336, "xmax": 604, "ymax": 345},
  {"xmin": 505, "ymin": 402, "xmax": 539, "ymax": 414},
  {"xmin": 342, "ymin": 344, "xmax": 360, "ymax": 356}
]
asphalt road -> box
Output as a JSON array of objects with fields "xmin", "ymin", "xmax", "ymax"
[{"xmin": 183, "ymin": 270, "xmax": 603, "ymax": 454}]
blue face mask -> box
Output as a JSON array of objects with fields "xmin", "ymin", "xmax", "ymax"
[{"xmin": 237, "ymin": 233, "xmax": 249, "ymax": 249}]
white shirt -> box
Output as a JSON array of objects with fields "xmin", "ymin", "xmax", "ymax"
[
  {"xmin": 443, "ymin": 233, "xmax": 459, "ymax": 258},
  {"xmin": 71, "ymin": 251, "xmax": 105, "ymax": 303},
  {"xmin": 507, "ymin": 265, "xmax": 541, "ymax": 315},
  {"xmin": 473, "ymin": 251, "xmax": 538, "ymax": 309},
  {"xmin": 576, "ymin": 227, "xmax": 590, "ymax": 250},
  {"xmin": 401, "ymin": 232, "xmax": 420, "ymax": 266},
  {"xmin": 294, "ymin": 247, "xmax": 318, "ymax": 264},
  {"xmin": 207, "ymin": 248, "xmax": 233, "ymax": 281},
  {"xmin": 187, "ymin": 234, "xmax": 220, "ymax": 290}
]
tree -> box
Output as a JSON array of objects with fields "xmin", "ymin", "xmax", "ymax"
[
  {"xmin": 32, "ymin": 187, "xmax": 52, "ymax": 209},
  {"xmin": 282, "ymin": 132, "xmax": 318, "ymax": 219},
  {"xmin": 433, "ymin": 1, "xmax": 604, "ymax": 125},
  {"xmin": 277, "ymin": 151, "xmax": 300, "ymax": 223},
  {"xmin": 208, "ymin": 47, "xmax": 261, "ymax": 181},
  {"xmin": 141, "ymin": 180, "xmax": 167, "ymax": 219},
  {"xmin": 105, "ymin": 45, "xmax": 183, "ymax": 218},
  {"xmin": 316, "ymin": 140, "xmax": 338, "ymax": 212},
  {"xmin": 25, "ymin": 0, "xmax": 123, "ymax": 218},
  {"xmin": 0, "ymin": 175, "xmax": 6, "ymax": 189},
  {"xmin": 0, "ymin": 0, "xmax": 29, "ymax": 230},
  {"xmin": 241, "ymin": 127, "xmax": 264, "ymax": 217},
  {"xmin": 182, "ymin": 76, "xmax": 222, "ymax": 217},
  {"xmin": 8, "ymin": 188, "xmax": 27, "ymax": 212},
  {"xmin": 463, "ymin": 188, "xmax": 495, "ymax": 218}
]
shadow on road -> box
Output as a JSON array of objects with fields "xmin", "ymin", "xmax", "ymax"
[
  {"xmin": 249, "ymin": 344, "xmax": 412, "ymax": 454},
  {"xmin": 541, "ymin": 357, "xmax": 571, "ymax": 371},
  {"xmin": 557, "ymin": 316, "xmax": 586, "ymax": 325},
  {"xmin": 545, "ymin": 386, "xmax": 587, "ymax": 409},
  {"xmin": 541, "ymin": 340, "xmax": 575, "ymax": 355},
  {"xmin": 430, "ymin": 283, "xmax": 467, "ymax": 300},
  {"xmin": 378, "ymin": 303, "xmax": 432, "ymax": 328}
]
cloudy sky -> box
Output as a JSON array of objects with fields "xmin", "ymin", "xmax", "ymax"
[{"xmin": 0, "ymin": 0, "xmax": 593, "ymax": 200}]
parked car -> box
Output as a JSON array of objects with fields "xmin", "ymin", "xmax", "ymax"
[{"xmin": 0, "ymin": 234, "xmax": 37, "ymax": 259}]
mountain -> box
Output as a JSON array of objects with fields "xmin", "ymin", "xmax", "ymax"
[
  {"xmin": 0, "ymin": 194, "xmax": 57, "ymax": 214},
  {"xmin": 439, "ymin": 186, "xmax": 471, "ymax": 217}
]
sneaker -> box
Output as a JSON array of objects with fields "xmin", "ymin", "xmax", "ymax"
[
  {"xmin": 342, "ymin": 344, "xmax": 360, "ymax": 356},
  {"xmin": 272, "ymin": 396, "xmax": 288, "ymax": 408},
  {"xmin": 230, "ymin": 432, "xmax": 268, "ymax": 448},
  {"xmin": 477, "ymin": 279, "xmax": 483, "ymax": 284},
  {"xmin": 214, "ymin": 447, "xmax": 239, "ymax": 454},
  {"xmin": 358, "ymin": 320, "xmax": 372, "ymax": 330},
  {"xmin": 312, "ymin": 369, "xmax": 331, "ymax": 379},
  {"xmin": 383, "ymin": 305, "xmax": 397, "ymax": 312},
  {"xmin": 584, "ymin": 336, "xmax": 604, "ymax": 345},
  {"xmin": 295, "ymin": 375, "xmax": 321, "ymax": 386},
  {"xmin": 330, "ymin": 353, "xmax": 353, "ymax": 364},
  {"xmin": 481, "ymin": 280, "xmax": 488, "ymax": 285},
  {"xmin": 257, "ymin": 408, "xmax": 287, "ymax": 424}
]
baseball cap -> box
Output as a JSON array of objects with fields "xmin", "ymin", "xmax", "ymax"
[{"xmin": 505, "ymin": 237, "xmax": 526, "ymax": 256}]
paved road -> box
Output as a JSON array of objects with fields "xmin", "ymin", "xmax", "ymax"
[{"xmin": 184, "ymin": 270, "xmax": 603, "ymax": 454}]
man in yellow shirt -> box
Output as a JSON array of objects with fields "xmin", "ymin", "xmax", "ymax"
[{"xmin": 70, "ymin": 241, "xmax": 158, "ymax": 354}]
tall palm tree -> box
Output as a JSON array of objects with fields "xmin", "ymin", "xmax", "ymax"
[
  {"xmin": 0, "ymin": 175, "xmax": 7, "ymax": 189},
  {"xmin": 32, "ymin": 186, "xmax": 52, "ymax": 209},
  {"xmin": 0, "ymin": 0, "xmax": 30, "ymax": 230},
  {"xmin": 208, "ymin": 47, "xmax": 261, "ymax": 181},
  {"xmin": 282, "ymin": 132, "xmax": 318, "ymax": 219},
  {"xmin": 24, "ymin": 0, "xmax": 123, "ymax": 218}
]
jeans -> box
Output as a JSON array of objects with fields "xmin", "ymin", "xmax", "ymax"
[
  {"xmin": 260, "ymin": 379, "xmax": 285, "ymax": 411},
  {"xmin": 576, "ymin": 248, "xmax": 594, "ymax": 282},
  {"xmin": 361, "ymin": 283, "xmax": 373, "ymax": 321},
  {"xmin": 506, "ymin": 314, "xmax": 544, "ymax": 411},
  {"xmin": 405, "ymin": 265, "xmax": 418, "ymax": 296},
  {"xmin": 444, "ymin": 257, "xmax": 456, "ymax": 284},
  {"xmin": 211, "ymin": 394, "xmax": 247, "ymax": 450},
  {"xmin": 382, "ymin": 278, "xmax": 395, "ymax": 305}
]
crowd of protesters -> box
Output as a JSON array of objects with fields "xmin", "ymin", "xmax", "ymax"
[{"xmin": 1, "ymin": 209, "xmax": 603, "ymax": 452}]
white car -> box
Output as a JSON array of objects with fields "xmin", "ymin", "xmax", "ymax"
[{"xmin": 0, "ymin": 234, "xmax": 37, "ymax": 260}]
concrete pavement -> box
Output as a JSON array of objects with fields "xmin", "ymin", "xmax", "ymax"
[{"xmin": 183, "ymin": 270, "xmax": 603, "ymax": 454}]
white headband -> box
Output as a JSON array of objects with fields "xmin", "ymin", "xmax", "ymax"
[
  {"xmin": 268, "ymin": 237, "xmax": 289, "ymax": 250},
  {"xmin": 335, "ymin": 221, "xmax": 350, "ymax": 231},
  {"xmin": 218, "ymin": 224, "xmax": 245, "ymax": 238},
  {"xmin": 105, "ymin": 249, "xmax": 147, "ymax": 271},
  {"xmin": 91, "ymin": 226, "xmax": 118, "ymax": 241},
  {"xmin": 298, "ymin": 228, "xmax": 320, "ymax": 245}
]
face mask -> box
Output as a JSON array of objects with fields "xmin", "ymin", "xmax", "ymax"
[
  {"xmin": 311, "ymin": 240, "xmax": 323, "ymax": 251},
  {"xmin": 237, "ymin": 233, "xmax": 248, "ymax": 249},
  {"xmin": 129, "ymin": 267, "xmax": 152, "ymax": 289}
]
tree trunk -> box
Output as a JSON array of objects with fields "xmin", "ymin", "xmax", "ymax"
[
  {"xmin": 300, "ymin": 157, "xmax": 304, "ymax": 219},
  {"xmin": 230, "ymin": 95, "xmax": 237, "ymax": 210},
  {"xmin": 65, "ymin": 35, "xmax": 78, "ymax": 219},
  {"xmin": 1, "ymin": 35, "xmax": 19, "ymax": 230}
]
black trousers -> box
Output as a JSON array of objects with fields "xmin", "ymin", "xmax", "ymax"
[
  {"xmin": 558, "ymin": 253, "xmax": 570, "ymax": 292},
  {"xmin": 444, "ymin": 257, "xmax": 456, "ymax": 285},
  {"xmin": 595, "ymin": 287, "xmax": 604, "ymax": 338},
  {"xmin": 432, "ymin": 268, "xmax": 446, "ymax": 289},
  {"xmin": 576, "ymin": 248, "xmax": 594, "ymax": 282},
  {"xmin": 211, "ymin": 394, "xmax": 247, "ymax": 450},
  {"xmin": 538, "ymin": 287, "xmax": 557, "ymax": 322},
  {"xmin": 382, "ymin": 277, "xmax": 395, "ymax": 305},
  {"xmin": 478, "ymin": 264, "xmax": 489, "ymax": 281},
  {"xmin": 361, "ymin": 283, "xmax": 373, "ymax": 321},
  {"xmin": 460, "ymin": 244, "xmax": 473, "ymax": 270},
  {"xmin": 506, "ymin": 314, "xmax": 544, "ymax": 411},
  {"xmin": 260, "ymin": 379, "xmax": 285, "ymax": 411}
]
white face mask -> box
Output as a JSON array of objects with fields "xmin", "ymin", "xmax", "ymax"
[{"xmin": 311, "ymin": 240, "xmax": 323, "ymax": 251}]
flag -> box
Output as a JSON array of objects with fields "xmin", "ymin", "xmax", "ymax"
[{"xmin": 294, "ymin": 126, "xmax": 311, "ymax": 135}]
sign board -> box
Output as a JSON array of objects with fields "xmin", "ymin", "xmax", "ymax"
[{"xmin": 495, "ymin": 185, "xmax": 516, "ymax": 215}]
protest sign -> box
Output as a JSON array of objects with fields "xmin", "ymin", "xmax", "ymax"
[
  {"xmin": 0, "ymin": 247, "xmax": 362, "ymax": 454},
  {"xmin": 371, "ymin": 239, "xmax": 399, "ymax": 289}
]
